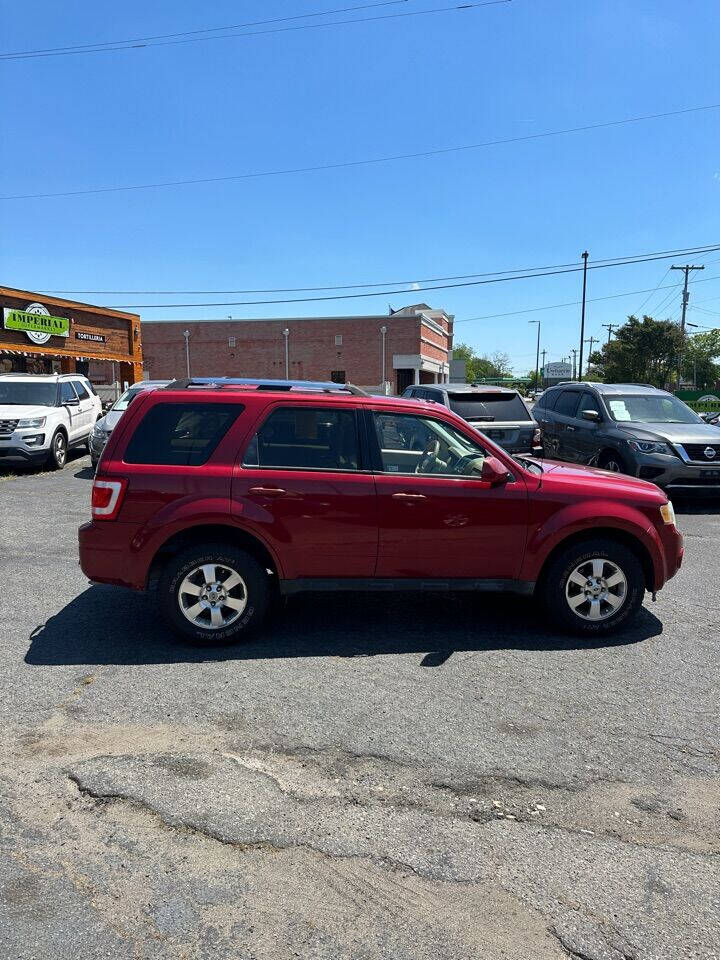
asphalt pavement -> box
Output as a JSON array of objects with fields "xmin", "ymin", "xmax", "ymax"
[{"xmin": 0, "ymin": 454, "xmax": 718, "ymax": 959}]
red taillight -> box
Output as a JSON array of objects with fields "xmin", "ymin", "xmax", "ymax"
[{"xmin": 91, "ymin": 478, "xmax": 127, "ymax": 520}]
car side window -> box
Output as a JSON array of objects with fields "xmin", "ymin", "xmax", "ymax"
[
  {"xmin": 60, "ymin": 381, "xmax": 77, "ymax": 403},
  {"xmin": 73, "ymin": 381, "xmax": 90, "ymax": 401},
  {"xmin": 553, "ymin": 391, "xmax": 581, "ymax": 418},
  {"xmin": 372, "ymin": 411, "xmax": 489, "ymax": 477},
  {"xmin": 578, "ymin": 392, "xmax": 602, "ymax": 417},
  {"xmin": 243, "ymin": 407, "xmax": 360, "ymax": 472},
  {"xmin": 541, "ymin": 390, "xmax": 560, "ymax": 411},
  {"xmin": 124, "ymin": 402, "xmax": 242, "ymax": 466}
]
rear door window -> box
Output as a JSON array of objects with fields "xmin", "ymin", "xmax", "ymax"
[
  {"xmin": 553, "ymin": 391, "xmax": 582, "ymax": 418},
  {"xmin": 243, "ymin": 407, "xmax": 360, "ymax": 471},
  {"xmin": 60, "ymin": 381, "xmax": 78, "ymax": 403},
  {"xmin": 73, "ymin": 381, "xmax": 90, "ymax": 401},
  {"xmin": 124, "ymin": 402, "xmax": 242, "ymax": 465},
  {"xmin": 446, "ymin": 392, "xmax": 531, "ymax": 421}
]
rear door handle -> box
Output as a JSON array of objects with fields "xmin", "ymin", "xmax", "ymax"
[
  {"xmin": 566, "ymin": 425, "xmax": 576, "ymax": 432},
  {"xmin": 248, "ymin": 485, "xmax": 287, "ymax": 497},
  {"xmin": 391, "ymin": 491, "xmax": 427, "ymax": 500}
]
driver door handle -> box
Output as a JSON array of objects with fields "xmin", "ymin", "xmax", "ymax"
[
  {"xmin": 248, "ymin": 485, "xmax": 287, "ymax": 497},
  {"xmin": 566, "ymin": 425, "xmax": 576, "ymax": 431},
  {"xmin": 391, "ymin": 491, "xmax": 427, "ymax": 500}
]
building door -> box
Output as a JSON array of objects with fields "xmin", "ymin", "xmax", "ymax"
[{"xmin": 396, "ymin": 369, "xmax": 415, "ymax": 395}]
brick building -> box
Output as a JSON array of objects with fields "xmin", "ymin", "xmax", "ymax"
[{"xmin": 142, "ymin": 303, "xmax": 453, "ymax": 394}]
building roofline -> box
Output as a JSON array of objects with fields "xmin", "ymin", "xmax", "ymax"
[{"xmin": 0, "ymin": 286, "xmax": 139, "ymax": 321}]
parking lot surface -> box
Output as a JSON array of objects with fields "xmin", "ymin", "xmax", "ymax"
[{"xmin": 1, "ymin": 457, "xmax": 718, "ymax": 959}]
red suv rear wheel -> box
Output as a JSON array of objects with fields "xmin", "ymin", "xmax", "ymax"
[{"xmin": 159, "ymin": 543, "xmax": 270, "ymax": 645}]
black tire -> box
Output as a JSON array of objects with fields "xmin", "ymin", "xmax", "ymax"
[
  {"xmin": 46, "ymin": 430, "xmax": 68, "ymax": 470},
  {"xmin": 597, "ymin": 449, "xmax": 628, "ymax": 474},
  {"xmin": 540, "ymin": 537, "xmax": 645, "ymax": 636},
  {"xmin": 158, "ymin": 543, "xmax": 270, "ymax": 646}
]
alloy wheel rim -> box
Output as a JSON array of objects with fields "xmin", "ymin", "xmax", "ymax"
[
  {"xmin": 565, "ymin": 557, "xmax": 627, "ymax": 622},
  {"xmin": 55, "ymin": 436, "xmax": 66, "ymax": 464},
  {"xmin": 178, "ymin": 563, "xmax": 248, "ymax": 630}
]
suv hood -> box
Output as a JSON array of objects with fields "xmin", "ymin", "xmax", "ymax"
[
  {"xmin": 0, "ymin": 403, "xmax": 53, "ymax": 420},
  {"xmin": 615, "ymin": 422, "xmax": 720, "ymax": 444},
  {"xmin": 96, "ymin": 409, "xmax": 125, "ymax": 433},
  {"xmin": 537, "ymin": 458, "xmax": 664, "ymax": 500}
]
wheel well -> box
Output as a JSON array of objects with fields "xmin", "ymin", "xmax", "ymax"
[
  {"xmin": 536, "ymin": 528, "xmax": 655, "ymax": 593},
  {"xmin": 146, "ymin": 525, "xmax": 277, "ymax": 590},
  {"xmin": 597, "ymin": 447, "xmax": 624, "ymax": 467},
  {"xmin": 52, "ymin": 424, "xmax": 68, "ymax": 439}
]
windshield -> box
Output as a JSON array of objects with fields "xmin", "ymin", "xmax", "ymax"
[
  {"xmin": 112, "ymin": 387, "xmax": 144, "ymax": 412},
  {"xmin": 0, "ymin": 380, "xmax": 57, "ymax": 406},
  {"xmin": 606, "ymin": 394, "xmax": 701, "ymax": 425},
  {"xmin": 447, "ymin": 392, "xmax": 531, "ymax": 422}
]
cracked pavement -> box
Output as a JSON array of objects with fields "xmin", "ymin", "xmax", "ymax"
[{"xmin": 1, "ymin": 457, "xmax": 719, "ymax": 959}]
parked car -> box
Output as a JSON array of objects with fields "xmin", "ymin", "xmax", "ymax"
[
  {"xmin": 89, "ymin": 380, "xmax": 170, "ymax": 468},
  {"xmin": 0, "ymin": 373, "xmax": 102, "ymax": 469},
  {"xmin": 534, "ymin": 382, "xmax": 720, "ymax": 493},
  {"xmin": 79, "ymin": 378, "xmax": 683, "ymax": 644},
  {"xmin": 401, "ymin": 383, "xmax": 542, "ymax": 456}
]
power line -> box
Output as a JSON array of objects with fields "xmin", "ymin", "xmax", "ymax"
[
  {"xmin": 99, "ymin": 250, "xmax": 720, "ymax": 309},
  {"xmin": 0, "ymin": 2, "xmax": 508, "ymax": 61},
  {"xmin": 4, "ymin": 102, "xmax": 719, "ymax": 202},
  {"xmin": 0, "ymin": 0, "xmax": 412, "ymax": 57},
  {"xmin": 38, "ymin": 243, "xmax": 720, "ymax": 296}
]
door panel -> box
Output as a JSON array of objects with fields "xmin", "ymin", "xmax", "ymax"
[
  {"xmin": 375, "ymin": 473, "xmax": 529, "ymax": 578},
  {"xmin": 231, "ymin": 405, "xmax": 378, "ymax": 579},
  {"xmin": 369, "ymin": 409, "xmax": 529, "ymax": 579}
]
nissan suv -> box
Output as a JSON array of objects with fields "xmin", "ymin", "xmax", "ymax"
[
  {"xmin": 534, "ymin": 382, "xmax": 720, "ymax": 493},
  {"xmin": 0, "ymin": 373, "xmax": 102, "ymax": 469},
  {"xmin": 402, "ymin": 383, "xmax": 541, "ymax": 455},
  {"xmin": 79, "ymin": 378, "xmax": 683, "ymax": 644}
]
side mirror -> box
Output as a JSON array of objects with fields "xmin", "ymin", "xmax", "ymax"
[
  {"xmin": 581, "ymin": 409, "xmax": 601, "ymax": 422},
  {"xmin": 698, "ymin": 412, "xmax": 710, "ymax": 422},
  {"xmin": 64, "ymin": 397, "xmax": 80, "ymax": 407},
  {"xmin": 481, "ymin": 456, "xmax": 510, "ymax": 486}
]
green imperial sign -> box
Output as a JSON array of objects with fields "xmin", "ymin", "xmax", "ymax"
[{"xmin": 3, "ymin": 304, "xmax": 70, "ymax": 346}]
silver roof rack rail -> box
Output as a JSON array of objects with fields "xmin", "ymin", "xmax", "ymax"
[{"xmin": 164, "ymin": 377, "xmax": 370, "ymax": 397}]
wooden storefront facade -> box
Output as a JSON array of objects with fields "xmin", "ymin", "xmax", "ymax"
[{"xmin": 0, "ymin": 286, "xmax": 142, "ymax": 387}]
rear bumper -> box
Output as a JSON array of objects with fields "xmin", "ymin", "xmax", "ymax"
[{"xmin": 78, "ymin": 521, "xmax": 147, "ymax": 590}]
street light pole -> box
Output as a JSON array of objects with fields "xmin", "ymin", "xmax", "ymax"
[
  {"xmin": 283, "ymin": 328, "xmax": 290, "ymax": 380},
  {"xmin": 578, "ymin": 251, "xmax": 589, "ymax": 381},
  {"xmin": 529, "ymin": 320, "xmax": 541, "ymax": 392},
  {"xmin": 380, "ymin": 326, "xmax": 387, "ymax": 393},
  {"xmin": 571, "ymin": 348, "xmax": 578, "ymax": 381},
  {"xmin": 183, "ymin": 330, "xmax": 191, "ymax": 378}
]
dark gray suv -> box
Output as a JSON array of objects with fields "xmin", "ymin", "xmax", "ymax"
[
  {"xmin": 535, "ymin": 382, "xmax": 720, "ymax": 493},
  {"xmin": 402, "ymin": 383, "xmax": 541, "ymax": 455}
]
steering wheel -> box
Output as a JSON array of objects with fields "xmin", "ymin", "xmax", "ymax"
[{"xmin": 415, "ymin": 437, "xmax": 441, "ymax": 473}]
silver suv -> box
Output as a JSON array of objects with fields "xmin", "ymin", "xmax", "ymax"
[
  {"xmin": 0, "ymin": 373, "xmax": 102, "ymax": 469},
  {"xmin": 402, "ymin": 383, "xmax": 541, "ymax": 455}
]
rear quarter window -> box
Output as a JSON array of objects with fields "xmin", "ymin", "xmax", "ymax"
[{"xmin": 123, "ymin": 402, "xmax": 243, "ymax": 466}]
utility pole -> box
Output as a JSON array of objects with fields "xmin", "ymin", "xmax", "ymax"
[
  {"xmin": 571, "ymin": 348, "xmax": 578, "ymax": 381},
  {"xmin": 529, "ymin": 320, "xmax": 541, "ymax": 390},
  {"xmin": 671, "ymin": 264, "xmax": 704, "ymax": 386},
  {"xmin": 578, "ymin": 251, "xmax": 589, "ymax": 381},
  {"xmin": 584, "ymin": 336, "xmax": 598, "ymax": 378},
  {"xmin": 602, "ymin": 323, "xmax": 617, "ymax": 344}
]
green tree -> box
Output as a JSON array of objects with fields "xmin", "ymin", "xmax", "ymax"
[
  {"xmin": 588, "ymin": 316, "xmax": 685, "ymax": 388},
  {"xmin": 452, "ymin": 343, "xmax": 505, "ymax": 382},
  {"xmin": 682, "ymin": 329, "xmax": 720, "ymax": 389}
]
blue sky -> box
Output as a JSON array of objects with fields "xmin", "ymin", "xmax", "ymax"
[{"xmin": 2, "ymin": 0, "xmax": 719, "ymax": 373}]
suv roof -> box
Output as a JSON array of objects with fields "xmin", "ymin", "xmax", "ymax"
[
  {"xmin": 548, "ymin": 382, "xmax": 668, "ymax": 395},
  {"xmin": 417, "ymin": 383, "xmax": 518, "ymax": 395},
  {"xmin": 0, "ymin": 372, "xmax": 87, "ymax": 380}
]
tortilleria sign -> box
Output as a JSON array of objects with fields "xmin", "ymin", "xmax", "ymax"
[{"xmin": 3, "ymin": 303, "xmax": 70, "ymax": 345}]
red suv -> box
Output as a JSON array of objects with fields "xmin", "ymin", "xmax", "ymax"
[{"xmin": 78, "ymin": 379, "xmax": 683, "ymax": 644}]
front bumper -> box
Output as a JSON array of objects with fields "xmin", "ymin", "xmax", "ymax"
[
  {"xmin": 0, "ymin": 437, "xmax": 48, "ymax": 462},
  {"xmin": 627, "ymin": 451, "xmax": 720, "ymax": 492},
  {"xmin": 89, "ymin": 431, "xmax": 109, "ymax": 461}
]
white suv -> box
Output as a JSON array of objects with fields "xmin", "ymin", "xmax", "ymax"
[{"xmin": 0, "ymin": 374, "xmax": 102, "ymax": 470}]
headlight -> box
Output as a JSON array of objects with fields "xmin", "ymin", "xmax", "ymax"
[
  {"xmin": 533, "ymin": 427, "xmax": 542, "ymax": 444},
  {"xmin": 17, "ymin": 416, "xmax": 46, "ymax": 428},
  {"xmin": 660, "ymin": 502, "xmax": 676, "ymax": 527},
  {"xmin": 627, "ymin": 440, "xmax": 673, "ymax": 456}
]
